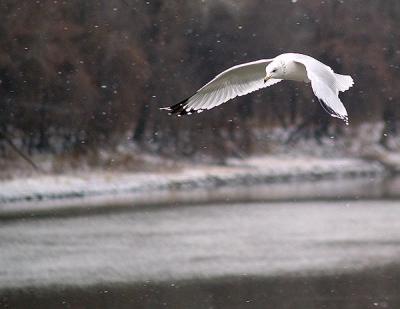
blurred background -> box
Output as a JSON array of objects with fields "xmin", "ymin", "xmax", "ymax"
[
  {"xmin": 0, "ymin": 0, "xmax": 399, "ymax": 163},
  {"xmin": 1, "ymin": 1, "xmax": 400, "ymax": 308}
]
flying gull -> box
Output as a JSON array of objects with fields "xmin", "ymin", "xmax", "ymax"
[{"xmin": 161, "ymin": 53, "xmax": 354, "ymax": 124}]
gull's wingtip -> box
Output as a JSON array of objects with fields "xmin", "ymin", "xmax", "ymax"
[
  {"xmin": 160, "ymin": 96, "xmax": 193, "ymax": 116},
  {"xmin": 330, "ymin": 113, "xmax": 349, "ymax": 125},
  {"xmin": 318, "ymin": 98, "xmax": 349, "ymax": 125},
  {"xmin": 343, "ymin": 115, "xmax": 350, "ymax": 126},
  {"xmin": 160, "ymin": 107, "xmax": 172, "ymax": 116}
]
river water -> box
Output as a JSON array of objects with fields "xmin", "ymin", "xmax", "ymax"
[{"xmin": 1, "ymin": 197, "xmax": 400, "ymax": 308}]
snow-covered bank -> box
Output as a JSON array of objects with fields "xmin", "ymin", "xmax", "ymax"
[{"xmin": 0, "ymin": 155, "xmax": 391, "ymax": 218}]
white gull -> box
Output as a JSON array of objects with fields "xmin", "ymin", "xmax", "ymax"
[{"xmin": 161, "ymin": 53, "xmax": 354, "ymax": 124}]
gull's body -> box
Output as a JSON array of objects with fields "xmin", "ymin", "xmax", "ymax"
[{"xmin": 161, "ymin": 53, "xmax": 354, "ymax": 124}]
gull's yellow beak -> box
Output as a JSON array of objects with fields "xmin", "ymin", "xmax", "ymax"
[{"xmin": 263, "ymin": 75, "xmax": 271, "ymax": 83}]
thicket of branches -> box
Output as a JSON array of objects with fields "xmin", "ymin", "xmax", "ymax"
[{"xmin": 0, "ymin": 0, "xmax": 399, "ymax": 158}]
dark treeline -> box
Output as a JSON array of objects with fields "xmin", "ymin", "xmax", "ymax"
[{"xmin": 0, "ymin": 0, "xmax": 399, "ymax": 158}]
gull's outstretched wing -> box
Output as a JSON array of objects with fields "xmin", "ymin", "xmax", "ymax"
[
  {"xmin": 293, "ymin": 55, "xmax": 353, "ymax": 124},
  {"xmin": 161, "ymin": 59, "xmax": 281, "ymax": 116}
]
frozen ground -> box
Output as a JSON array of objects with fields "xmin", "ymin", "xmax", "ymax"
[
  {"xmin": 3, "ymin": 120, "xmax": 400, "ymax": 216},
  {"xmin": 0, "ymin": 154, "xmax": 388, "ymax": 217}
]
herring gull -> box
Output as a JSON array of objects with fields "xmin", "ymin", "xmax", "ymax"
[{"xmin": 161, "ymin": 53, "xmax": 354, "ymax": 124}]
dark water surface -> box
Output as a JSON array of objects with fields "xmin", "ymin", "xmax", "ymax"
[
  {"xmin": 1, "ymin": 200, "xmax": 400, "ymax": 308},
  {"xmin": 2, "ymin": 268, "xmax": 399, "ymax": 309}
]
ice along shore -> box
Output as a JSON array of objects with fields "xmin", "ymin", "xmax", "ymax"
[{"xmin": 1, "ymin": 155, "xmax": 398, "ymax": 219}]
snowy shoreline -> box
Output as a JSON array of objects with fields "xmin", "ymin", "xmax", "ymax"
[{"xmin": 0, "ymin": 155, "xmax": 394, "ymax": 218}]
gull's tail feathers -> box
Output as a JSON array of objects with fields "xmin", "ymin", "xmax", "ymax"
[{"xmin": 335, "ymin": 74, "xmax": 354, "ymax": 92}]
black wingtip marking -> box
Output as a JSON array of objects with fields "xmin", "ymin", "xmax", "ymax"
[
  {"xmin": 161, "ymin": 95, "xmax": 197, "ymax": 116},
  {"xmin": 318, "ymin": 98, "xmax": 336, "ymax": 116},
  {"xmin": 318, "ymin": 99, "xmax": 349, "ymax": 124}
]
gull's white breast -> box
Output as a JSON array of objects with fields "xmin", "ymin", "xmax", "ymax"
[{"xmin": 284, "ymin": 60, "xmax": 310, "ymax": 83}]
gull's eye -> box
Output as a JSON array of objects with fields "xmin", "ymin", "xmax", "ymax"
[{"xmin": 272, "ymin": 69, "xmax": 277, "ymax": 73}]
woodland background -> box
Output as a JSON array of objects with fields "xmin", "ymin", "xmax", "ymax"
[{"xmin": 0, "ymin": 0, "xmax": 399, "ymax": 160}]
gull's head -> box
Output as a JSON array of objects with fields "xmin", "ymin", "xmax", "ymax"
[{"xmin": 264, "ymin": 61, "xmax": 284, "ymax": 83}]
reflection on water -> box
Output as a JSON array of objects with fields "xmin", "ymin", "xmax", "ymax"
[{"xmin": 1, "ymin": 199, "xmax": 400, "ymax": 308}]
